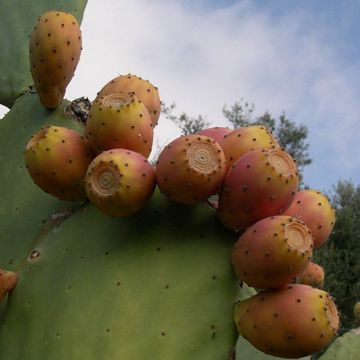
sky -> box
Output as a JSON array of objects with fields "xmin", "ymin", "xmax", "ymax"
[{"xmin": 1, "ymin": 0, "xmax": 359, "ymax": 192}]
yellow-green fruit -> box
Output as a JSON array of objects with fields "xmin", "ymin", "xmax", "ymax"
[
  {"xmin": 85, "ymin": 92, "xmax": 154, "ymax": 158},
  {"xmin": 354, "ymin": 302, "xmax": 360, "ymax": 323},
  {"xmin": 24, "ymin": 126, "xmax": 93, "ymax": 201},
  {"xmin": 97, "ymin": 74, "xmax": 161, "ymax": 127},
  {"xmin": 220, "ymin": 125, "xmax": 279, "ymax": 169},
  {"xmin": 234, "ymin": 284, "xmax": 339, "ymax": 358},
  {"xmin": 85, "ymin": 149, "xmax": 156, "ymax": 217},
  {"xmin": 29, "ymin": 10, "xmax": 82, "ymax": 109}
]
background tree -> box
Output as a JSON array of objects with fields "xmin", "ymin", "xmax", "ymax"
[
  {"xmin": 314, "ymin": 180, "xmax": 360, "ymax": 333},
  {"xmin": 162, "ymin": 102, "xmax": 210, "ymax": 135}
]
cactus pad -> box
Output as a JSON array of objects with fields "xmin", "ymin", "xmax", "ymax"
[
  {"xmin": 0, "ymin": 191, "xmax": 240, "ymax": 359},
  {"xmin": 319, "ymin": 328, "xmax": 360, "ymax": 360}
]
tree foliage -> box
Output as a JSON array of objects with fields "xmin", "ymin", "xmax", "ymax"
[
  {"xmin": 314, "ymin": 180, "xmax": 360, "ymax": 332},
  {"xmin": 162, "ymin": 102, "xmax": 210, "ymax": 136}
]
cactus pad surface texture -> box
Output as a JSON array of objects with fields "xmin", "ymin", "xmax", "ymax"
[
  {"xmin": 0, "ymin": 94, "xmax": 240, "ymax": 359},
  {"xmin": 0, "ymin": 0, "xmax": 87, "ymax": 108},
  {"xmin": 319, "ymin": 328, "xmax": 360, "ymax": 360}
]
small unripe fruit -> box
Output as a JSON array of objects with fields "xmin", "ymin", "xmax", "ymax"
[
  {"xmin": 0, "ymin": 269, "xmax": 18, "ymax": 302},
  {"xmin": 297, "ymin": 261, "xmax": 325, "ymax": 288}
]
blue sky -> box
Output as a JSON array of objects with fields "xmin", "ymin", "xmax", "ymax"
[{"xmin": 1, "ymin": 0, "xmax": 359, "ymax": 193}]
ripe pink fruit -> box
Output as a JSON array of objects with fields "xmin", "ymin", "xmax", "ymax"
[
  {"xmin": 29, "ymin": 11, "xmax": 82, "ymax": 109},
  {"xmin": 97, "ymin": 74, "xmax": 161, "ymax": 127},
  {"xmin": 155, "ymin": 134, "xmax": 226, "ymax": 204},
  {"xmin": 85, "ymin": 149, "xmax": 155, "ymax": 217},
  {"xmin": 218, "ymin": 147, "xmax": 299, "ymax": 231},
  {"xmin": 232, "ymin": 215, "xmax": 313, "ymax": 289},
  {"xmin": 198, "ymin": 127, "xmax": 232, "ymax": 144},
  {"xmin": 283, "ymin": 189, "xmax": 335, "ymax": 249},
  {"xmin": 24, "ymin": 126, "xmax": 93, "ymax": 201},
  {"xmin": 220, "ymin": 126, "xmax": 279, "ymax": 169},
  {"xmin": 85, "ymin": 92, "xmax": 153, "ymax": 158},
  {"xmin": 234, "ymin": 284, "xmax": 339, "ymax": 358}
]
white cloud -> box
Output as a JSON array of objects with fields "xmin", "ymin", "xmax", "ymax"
[
  {"xmin": 0, "ymin": 105, "xmax": 9, "ymax": 119},
  {"xmin": 3, "ymin": 0, "xmax": 358, "ymax": 189}
]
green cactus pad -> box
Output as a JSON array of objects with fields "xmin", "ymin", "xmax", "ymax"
[
  {"xmin": 0, "ymin": 190, "xmax": 240, "ymax": 359},
  {"xmin": 319, "ymin": 328, "xmax": 360, "ymax": 360},
  {"xmin": 0, "ymin": 92, "xmax": 84, "ymax": 270},
  {"xmin": 0, "ymin": 0, "xmax": 87, "ymax": 107}
]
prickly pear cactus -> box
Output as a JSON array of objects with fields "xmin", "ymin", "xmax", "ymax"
[
  {"xmin": 0, "ymin": 0, "xmax": 87, "ymax": 107},
  {"xmin": 0, "ymin": 93, "xmax": 243, "ymax": 359},
  {"xmin": 0, "ymin": 2, "xmax": 341, "ymax": 360},
  {"xmin": 319, "ymin": 328, "xmax": 360, "ymax": 360}
]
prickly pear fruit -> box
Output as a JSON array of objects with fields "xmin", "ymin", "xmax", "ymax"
[
  {"xmin": 198, "ymin": 126, "xmax": 232, "ymax": 144},
  {"xmin": 297, "ymin": 261, "xmax": 325, "ymax": 288},
  {"xmin": 283, "ymin": 189, "xmax": 335, "ymax": 249},
  {"xmin": 29, "ymin": 11, "xmax": 82, "ymax": 109},
  {"xmin": 85, "ymin": 92, "xmax": 153, "ymax": 158},
  {"xmin": 232, "ymin": 215, "xmax": 313, "ymax": 289},
  {"xmin": 85, "ymin": 149, "xmax": 155, "ymax": 217},
  {"xmin": 24, "ymin": 125, "xmax": 93, "ymax": 201},
  {"xmin": 234, "ymin": 284, "xmax": 339, "ymax": 358},
  {"xmin": 97, "ymin": 74, "xmax": 161, "ymax": 127},
  {"xmin": 218, "ymin": 148, "xmax": 299, "ymax": 231},
  {"xmin": 220, "ymin": 126, "xmax": 279, "ymax": 169},
  {"xmin": 354, "ymin": 302, "xmax": 360, "ymax": 323},
  {"xmin": 155, "ymin": 134, "xmax": 226, "ymax": 204},
  {"xmin": 0, "ymin": 269, "xmax": 18, "ymax": 301}
]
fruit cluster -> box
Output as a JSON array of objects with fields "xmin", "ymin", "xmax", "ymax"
[{"xmin": 18, "ymin": 10, "xmax": 341, "ymax": 359}]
